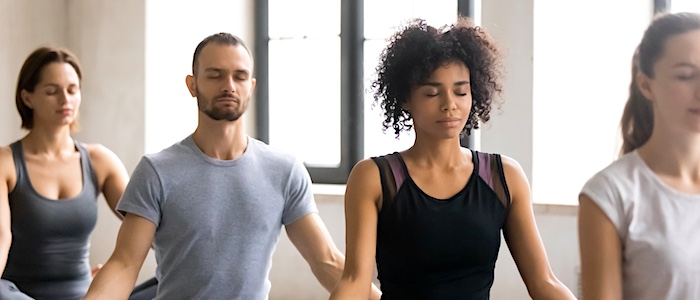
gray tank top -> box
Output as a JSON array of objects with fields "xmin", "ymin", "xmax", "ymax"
[{"xmin": 2, "ymin": 140, "xmax": 99, "ymax": 300}]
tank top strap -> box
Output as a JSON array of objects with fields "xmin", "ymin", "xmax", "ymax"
[
  {"xmin": 372, "ymin": 152, "xmax": 408, "ymax": 207},
  {"xmin": 9, "ymin": 141, "xmax": 27, "ymax": 189},
  {"xmin": 472, "ymin": 150, "xmax": 511, "ymax": 208},
  {"xmin": 73, "ymin": 140, "xmax": 100, "ymax": 195}
]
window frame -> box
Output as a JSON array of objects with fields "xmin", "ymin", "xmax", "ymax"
[
  {"xmin": 656, "ymin": 0, "xmax": 670, "ymax": 13},
  {"xmin": 255, "ymin": 0, "xmax": 476, "ymax": 184}
]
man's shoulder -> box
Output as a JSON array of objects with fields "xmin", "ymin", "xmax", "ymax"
[
  {"xmin": 248, "ymin": 138, "xmax": 298, "ymax": 166},
  {"xmin": 141, "ymin": 138, "xmax": 194, "ymax": 167}
]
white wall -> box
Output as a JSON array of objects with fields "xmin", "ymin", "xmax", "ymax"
[
  {"xmin": 144, "ymin": 0, "xmax": 255, "ymax": 154},
  {"xmin": 478, "ymin": 0, "xmax": 534, "ymax": 183}
]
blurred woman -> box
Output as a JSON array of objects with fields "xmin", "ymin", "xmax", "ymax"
[
  {"xmin": 579, "ymin": 12, "xmax": 700, "ymax": 300},
  {"xmin": 0, "ymin": 47, "xmax": 128, "ymax": 299}
]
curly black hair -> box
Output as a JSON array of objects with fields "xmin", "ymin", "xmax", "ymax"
[{"xmin": 371, "ymin": 16, "xmax": 504, "ymax": 137}]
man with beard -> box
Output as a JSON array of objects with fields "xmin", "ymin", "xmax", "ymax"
[{"xmin": 85, "ymin": 33, "xmax": 379, "ymax": 300}]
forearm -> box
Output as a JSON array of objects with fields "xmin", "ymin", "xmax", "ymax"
[
  {"xmin": 84, "ymin": 260, "xmax": 141, "ymax": 300},
  {"xmin": 309, "ymin": 251, "xmax": 345, "ymax": 293},
  {"xmin": 0, "ymin": 233, "xmax": 10, "ymax": 276},
  {"xmin": 330, "ymin": 276, "xmax": 382, "ymax": 300},
  {"xmin": 312, "ymin": 252, "xmax": 382, "ymax": 300},
  {"xmin": 528, "ymin": 277, "xmax": 577, "ymax": 300}
]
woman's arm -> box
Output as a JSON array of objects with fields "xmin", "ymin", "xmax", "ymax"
[
  {"xmin": 578, "ymin": 194, "xmax": 622, "ymax": 300},
  {"xmin": 87, "ymin": 144, "xmax": 129, "ymax": 220},
  {"xmin": 0, "ymin": 147, "xmax": 14, "ymax": 276},
  {"xmin": 330, "ymin": 159, "xmax": 382, "ymax": 300},
  {"xmin": 501, "ymin": 156, "xmax": 576, "ymax": 300}
]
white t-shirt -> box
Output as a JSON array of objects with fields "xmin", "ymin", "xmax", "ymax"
[{"xmin": 580, "ymin": 150, "xmax": 700, "ymax": 300}]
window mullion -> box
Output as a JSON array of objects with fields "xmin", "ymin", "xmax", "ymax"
[{"xmin": 254, "ymin": 0, "xmax": 270, "ymax": 143}]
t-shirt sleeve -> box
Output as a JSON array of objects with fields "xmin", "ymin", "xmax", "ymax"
[
  {"xmin": 116, "ymin": 156, "xmax": 163, "ymax": 227},
  {"xmin": 580, "ymin": 171, "xmax": 625, "ymax": 236},
  {"xmin": 281, "ymin": 159, "xmax": 318, "ymax": 225}
]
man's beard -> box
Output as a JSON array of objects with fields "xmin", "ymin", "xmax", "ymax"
[{"xmin": 196, "ymin": 90, "xmax": 245, "ymax": 121}]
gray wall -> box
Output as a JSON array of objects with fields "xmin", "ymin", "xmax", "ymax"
[
  {"xmin": 1, "ymin": 0, "xmax": 68, "ymax": 144},
  {"xmin": 65, "ymin": 0, "xmax": 151, "ymax": 282}
]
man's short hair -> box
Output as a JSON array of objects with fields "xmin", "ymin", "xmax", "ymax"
[{"xmin": 191, "ymin": 32, "xmax": 252, "ymax": 76}]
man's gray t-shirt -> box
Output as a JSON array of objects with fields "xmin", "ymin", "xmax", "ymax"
[{"xmin": 117, "ymin": 136, "xmax": 318, "ymax": 300}]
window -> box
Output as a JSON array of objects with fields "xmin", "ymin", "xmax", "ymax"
[
  {"xmin": 531, "ymin": 0, "xmax": 655, "ymax": 204},
  {"xmin": 257, "ymin": 1, "xmax": 474, "ymax": 183},
  {"xmin": 671, "ymin": 0, "xmax": 700, "ymax": 12}
]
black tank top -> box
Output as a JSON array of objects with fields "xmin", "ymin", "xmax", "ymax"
[
  {"xmin": 373, "ymin": 150, "xmax": 510, "ymax": 300},
  {"xmin": 3, "ymin": 140, "xmax": 99, "ymax": 300}
]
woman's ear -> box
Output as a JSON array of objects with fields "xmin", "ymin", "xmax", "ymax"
[
  {"xmin": 402, "ymin": 100, "xmax": 411, "ymax": 113},
  {"xmin": 20, "ymin": 89, "xmax": 33, "ymax": 109},
  {"xmin": 636, "ymin": 72, "xmax": 655, "ymax": 102}
]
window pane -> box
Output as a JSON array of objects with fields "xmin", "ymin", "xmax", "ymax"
[
  {"xmin": 364, "ymin": 0, "xmax": 458, "ymax": 39},
  {"xmin": 363, "ymin": 0, "xmax": 458, "ymax": 158},
  {"xmin": 269, "ymin": 0, "xmax": 340, "ymax": 38},
  {"xmin": 532, "ymin": 0, "xmax": 652, "ymax": 204},
  {"xmin": 269, "ymin": 38, "xmax": 341, "ymax": 166},
  {"xmin": 672, "ymin": 0, "xmax": 700, "ymax": 13}
]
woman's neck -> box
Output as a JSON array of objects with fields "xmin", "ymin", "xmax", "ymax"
[
  {"xmin": 404, "ymin": 135, "xmax": 467, "ymax": 168},
  {"xmin": 638, "ymin": 128, "xmax": 700, "ymax": 182},
  {"xmin": 21, "ymin": 126, "xmax": 74, "ymax": 156}
]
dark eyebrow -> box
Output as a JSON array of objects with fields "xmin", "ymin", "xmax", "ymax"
[
  {"xmin": 203, "ymin": 68, "xmax": 251, "ymax": 76},
  {"xmin": 672, "ymin": 62, "xmax": 698, "ymax": 69},
  {"xmin": 203, "ymin": 68, "xmax": 224, "ymax": 73},
  {"xmin": 40, "ymin": 83, "xmax": 77, "ymax": 89},
  {"xmin": 418, "ymin": 81, "xmax": 470, "ymax": 87}
]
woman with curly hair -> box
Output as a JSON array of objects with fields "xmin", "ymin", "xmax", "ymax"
[
  {"xmin": 330, "ymin": 17, "xmax": 575, "ymax": 300},
  {"xmin": 579, "ymin": 12, "xmax": 700, "ymax": 300}
]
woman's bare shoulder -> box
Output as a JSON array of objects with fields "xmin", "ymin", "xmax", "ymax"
[{"xmin": 0, "ymin": 145, "xmax": 16, "ymax": 183}]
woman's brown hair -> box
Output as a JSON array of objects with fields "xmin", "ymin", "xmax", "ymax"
[
  {"xmin": 620, "ymin": 12, "xmax": 700, "ymax": 155},
  {"xmin": 15, "ymin": 46, "xmax": 83, "ymax": 130}
]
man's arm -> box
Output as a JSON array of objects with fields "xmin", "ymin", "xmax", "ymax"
[
  {"xmin": 84, "ymin": 213, "xmax": 156, "ymax": 299},
  {"xmin": 285, "ymin": 213, "xmax": 381, "ymax": 300}
]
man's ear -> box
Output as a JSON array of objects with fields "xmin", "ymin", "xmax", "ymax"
[
  {"xmin": 636, "ymin": 72, "xmax": 655, "ymax": 102},
  {"xmin": 20, "ymin": 89, "xmax": 33, "ymax": 108},
  {"xmin": 186, "ymin": 75, "xmax": 196, "ymax": 97}
]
